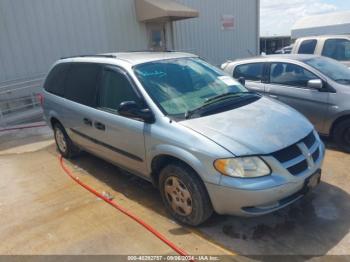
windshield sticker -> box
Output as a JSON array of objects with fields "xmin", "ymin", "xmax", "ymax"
[
  {"xmin": 218, "ymin": 76, "xmax": 237, "ymax": 86},
  {"xmin": 137, "ymin": 70, "xmax": 167, "ymax": 78}
]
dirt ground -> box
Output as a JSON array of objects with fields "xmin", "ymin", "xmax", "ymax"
[{"xmin": 1, "ymin": 125, "xmax": 349, "ymax": 258}]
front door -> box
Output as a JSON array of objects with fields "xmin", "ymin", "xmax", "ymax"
[
  {"xmin": 90, "ymin": 65, "xmax": 148, "ymax": 177},
  {"xmin": 265, "ymin": 62, "xmax": 329, "ymax": 132},
  {"xmin": 233, "ymin": 62, "xmax": 266, "ymax": 94}
]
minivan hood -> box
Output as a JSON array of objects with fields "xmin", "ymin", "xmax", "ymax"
[{"xmin": 180, "ymin": 97, "xmax": 313, "ymax": 156}]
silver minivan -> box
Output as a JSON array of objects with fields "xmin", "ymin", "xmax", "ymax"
[
  {"xmin": 222, "ymin": 55, "xmax": 350, "ymax": 152},
  {"xmin": 42, "ymin": 52, "xmax": 324, "ymax": 225}
]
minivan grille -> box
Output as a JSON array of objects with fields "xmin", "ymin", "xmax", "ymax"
[
  {"xmin": 303, "ymin": 131, "xmax": 316, "ymax": 148},
  {"xmin": 271, "ymin": 131, "xmax": 321, "ymax": 176},
  {"xmin": 312, "ymin": 148, "xmax": 320, "ymax": 162},
  {"xmin": 272, "ymin": 144, "xmax": 301, "ymax": 163},
  {"xmin": 287, "ymin": 160, "xmax": 308, "ymax": 175}
]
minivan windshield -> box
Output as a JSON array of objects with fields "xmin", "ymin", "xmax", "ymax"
[
  {"xmin": 305, "ymin": 57, "xmax": 350, "ymax": 85},
  {"xmin": 134, "ymin": 58, "xmax": 250, "ymax": 118}
]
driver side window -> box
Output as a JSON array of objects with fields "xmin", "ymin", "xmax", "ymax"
[
  {"xmin": 98, "ymin": 68, "xmax": 140, "ymax": 111},
  {"xmin": 269, "ymin": 63, "xmax": 317, "ymax": 88}
]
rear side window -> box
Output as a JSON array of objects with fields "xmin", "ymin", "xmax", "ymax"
[
  {"xmin": 233, "ymin": 63, "xmax": 264, "ymax": 82},
  {"xmin": 298, "ymin": 39, "xmax": 317, "ymax": 54},
  {"xmin": 98, "ymin": 68, "xmax": 140, "ymax": 111},
  {"xmin": 44, "ymin": 63, "xmax": 70, "ymax": 96},
  {"xmin": 64, "ymin": 63, "xmax": 101, "ymax": 106}
]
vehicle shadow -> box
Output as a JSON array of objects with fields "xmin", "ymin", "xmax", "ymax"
[
  {"xmin": 200, "ymin": 181, "xmax": 350, "ymax": 257},
  {"xmin": 67, "ymin": 151, "xmax": 350, "ymax": 257}
]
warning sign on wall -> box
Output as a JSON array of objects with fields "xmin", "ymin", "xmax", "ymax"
[{"xmin": 221, "ymin": 15, "xmax": 234, "ymax": 30}]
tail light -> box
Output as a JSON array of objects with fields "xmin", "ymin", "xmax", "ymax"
[{"xmin": 37, "ymin": 93, "xmax": 44, "ymax": 106}]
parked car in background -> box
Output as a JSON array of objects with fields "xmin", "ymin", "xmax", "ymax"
[
  {"xmin": 275, "ymin": 45, "xmax": 293, "ymax": 54},
  {"xmin": 292, "ymin": 35, "xmax": 350, "ymax": 68},
  {"xmin": 42, "ymin": 52, "xmax": 324, "ymax": 226},
  {"xmin": 222, "ymin": 55, "xmax": 350, "ymax": 152}
]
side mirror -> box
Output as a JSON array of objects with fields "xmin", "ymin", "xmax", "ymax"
[
  {"xmin": 238, "ymin": 77, "xmax": 246, "ymax": 86},
  {"xmin": 307, "ymin": 79, "xmax": 323, "ymax": 90},
  {"xmin": 118, "ymin": 101, "xmax": 155, "ymax": 123}
]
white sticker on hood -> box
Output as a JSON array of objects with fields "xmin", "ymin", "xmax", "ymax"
[{"xmin": 218, "ymin": 76, "xmax": 237, "ymax": 86}]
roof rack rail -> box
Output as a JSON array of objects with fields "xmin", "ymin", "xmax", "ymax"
[
  {"xmin": 60, "ymin": 54, "xmax": 117, "ymax": 59},
  {"xmin": 125, "ymin": 49, "xmax": 175, "ymax": 53}
]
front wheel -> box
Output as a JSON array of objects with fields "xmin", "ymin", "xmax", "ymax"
[
  {"xmin": 334, "ymin": 119, "xmax": 350, "ymax": 153},
  {"xmin": 159, "ymin": 162, "xmax": 213, "ymax": 226}
]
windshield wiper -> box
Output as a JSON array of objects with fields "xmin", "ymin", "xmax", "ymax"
[
  {"xmin": 185, "ymin": 104, "xmax": 212, "ymax": 119},
  {"xmin": 204, "ymin": 91, "xmax": 257, "ymax": 104},
  {"xmin": 335, "ymin": 79, "xmax": 350, "ymax": 83},
  {"xmin": 185, "ymin": 92, "xmax": 259, "ymax": 119}
]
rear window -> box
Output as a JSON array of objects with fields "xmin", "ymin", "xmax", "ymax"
[
  {"xmin": 298, "ymin": 39, "xmax": 317, "ymax": 54},
  {"xmin": 233, "ymin": 63, "xmax": 264, "ymax": 81},
  {"xmin": 44, "ymin": 63, "xmax": 70, "ymax": 96},
  {"xmin": 64, "ymin": 63, "xmax": 101, "ymax": 106}
]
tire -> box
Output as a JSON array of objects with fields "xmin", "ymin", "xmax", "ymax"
[
  {"xmin": 334, "ymin": 119, "xmax": 350, "ymax": 153},
  {"xmin": 53, "ymin": 122, "xmax": 80, "ymax": 158},
  {"xmin": 159, "ymin": 162, "xmax": 213, "ymax": 226}
]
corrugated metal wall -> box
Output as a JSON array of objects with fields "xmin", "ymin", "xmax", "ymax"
[
  {"xmin": 173, "ymin": 0, "xmax": 259, "ymax": 66},
  {"xmin": 0, "ymin": 0, "xmax": 259, "ymax": 83},
  {"xmin": 0, "ymin": 0, "xmax": 148, "ymax": 83}
]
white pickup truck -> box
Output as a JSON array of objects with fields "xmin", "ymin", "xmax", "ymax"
[{"xmin": 292, "ymin": 35, "xmax": 350, "ymax": 68}]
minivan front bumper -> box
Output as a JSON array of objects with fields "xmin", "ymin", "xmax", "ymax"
[
  {"xmin": 205, "ymin": 173, "xmax": 314, "ymax": 216},
  {"xmin": 205, "ymin": 136, "xmax": 325, "ymax": 216}
]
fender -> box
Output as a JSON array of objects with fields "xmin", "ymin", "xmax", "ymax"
[
  {"xmin": 147, "ymin": 143, "xmax": 221, "ymax": 185},
  {"xmin": 326, "ymin": 110, "xmax": 350, "ymax": 135},
  {"xmin": 45, "ymin": 109, "xmax": 61, "ymax": 129}
]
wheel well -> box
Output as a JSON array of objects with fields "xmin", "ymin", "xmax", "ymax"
[
  {"xmin": 50, "ymin": 117, "xmax": 60, "ymax": 128},
  {"xmin": 150, "ymin": 155, "xmax": 201, "ymax": 188},
  {"xmin": 330, "ymin": 115, "xmax": 350, "ymax": 137}
]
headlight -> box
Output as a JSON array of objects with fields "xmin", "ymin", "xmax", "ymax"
[{"xmin": 214, "ymin": 157, "xmax": 271, "ymax": 178}]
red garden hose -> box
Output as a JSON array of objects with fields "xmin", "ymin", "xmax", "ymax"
[
  {"xmin": 2, "ymin": 123, "xmax": 194, "ymax": 259},
  {"xmin": 59, "ymin": 155, "xmax": 194, "ymax": 260}
]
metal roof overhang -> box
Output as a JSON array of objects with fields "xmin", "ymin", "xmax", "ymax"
[{"xmin": 135, "ymin": 0, "xmax": 199, "ymax": 23}]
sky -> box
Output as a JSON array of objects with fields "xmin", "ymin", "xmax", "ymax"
[{"xmin": 260, "ymin": 0, "xmax": 350, "ymax": 36}]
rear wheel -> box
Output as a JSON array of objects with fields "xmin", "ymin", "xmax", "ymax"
[
  {"xmin": 159, "ymin": 162, "xmax": 213, "ymax": 226},
  {"xmin": 334, "ymin": 119, "xmax": 350, "ymax": 153},
  {"xmin": 53, "ymin": 122, "xmax": 79, "ymax": 158}
]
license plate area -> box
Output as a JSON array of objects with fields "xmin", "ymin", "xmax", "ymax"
[{"xmin": 305, "ymin": 170, "xmax": 321, "ymax": 191}]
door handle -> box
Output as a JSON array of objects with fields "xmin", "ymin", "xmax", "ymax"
[
  {"xmin": 269, "ymin": 95, "xmax": 279, "ymax": 99},
  {"xmin": 83, "ymin": 118, "xmax": 92, "ymax": 126},
  {"xmin": 94, "ymin": 122, "xmax": 106, "ymax": 131}
]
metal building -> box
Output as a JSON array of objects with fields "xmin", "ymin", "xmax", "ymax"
[
  {"xmin": 0, "ymin": 0, "xmax": 260, "ymax": 83},
  {"xmin": 292, "ymin": 11, "xmax": 350, "ymax": 39}
]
